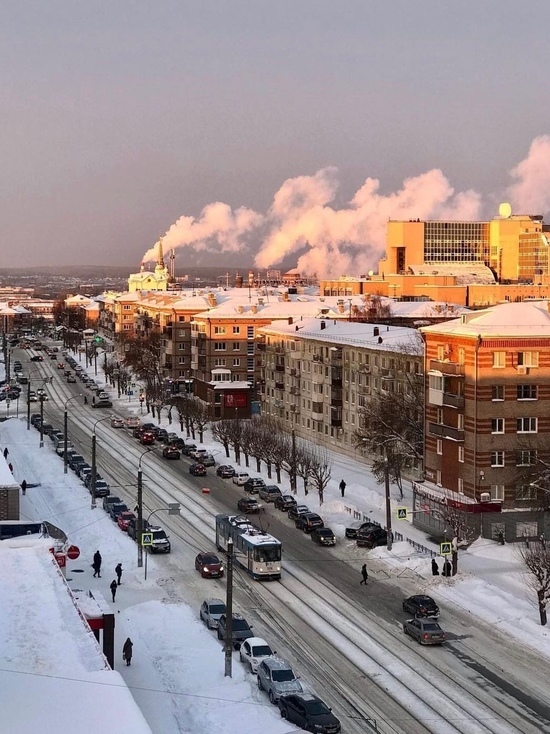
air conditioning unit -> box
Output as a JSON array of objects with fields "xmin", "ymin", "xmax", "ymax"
[
  {"xmin": 480, "ymin": 492, "xmax": 491, "ymax": 503},
  {"xmin": 517, "ymin": 366, "xmax": 528, "ymax": 375}
]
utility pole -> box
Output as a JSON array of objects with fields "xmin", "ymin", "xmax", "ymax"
[
  {"xmin": 39, "ymin": 396, "xmax": 44, "ymax": 448},
  {"xmin": 384, "ymin": 452, "xmax": 393, "ymax": 551},
  {"xmin": 91, "ymin": 432, "xmax": 97, "ymax": 509},
  {"xmin": 224, "ymin": 538, "xmax": 233, "ymax": 678},
  {"xmin": 137, "ymin": 467, "xmax": 143, "ymax": 568},
  {"xmin": 63, "ymin": 409, "xmax": 69, "ymax": 474},
  {"xmin": 290, "ymin": 428, "xmax": 297, "ymax": 495}
]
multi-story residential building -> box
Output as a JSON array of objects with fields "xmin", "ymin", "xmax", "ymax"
[
  {"xmin": 418, "ymin": 301, "xmax": 550, "ymax": 541},
  {"xmin": 258, "ymin": 317, "xmax": 423, "ymax": 457}
]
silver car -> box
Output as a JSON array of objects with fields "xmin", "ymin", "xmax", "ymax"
[
  {"xmin": 403, "ymin": 618, "xmax": 446, "ymax": 645},
  {"xmin": 257, "ymin": 657, "xmax": 303, "ymax": 704},
  {"xmin": 200, "ymin": 598, "xmax": 227, "ymax": 630}
]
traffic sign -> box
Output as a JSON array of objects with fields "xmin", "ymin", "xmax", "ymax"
[
  {"xmin": 141, "ymin": 532, "xmax": 153, "ymax": 546},
  {"xmin": 396, "ymin": 507, "xmax": 408, "ymax": 520},
  {"xmin": 440, "ymin": 541, "xmax": 452, "ymax": 556},
  {"xmin": 66, "ymin": 545, "xmax": 80, "ymax": 560}
]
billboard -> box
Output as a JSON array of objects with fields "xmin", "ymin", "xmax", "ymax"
[{"xmin": 224, "ymin": 393, "xmax": 247, "ymax": 408}]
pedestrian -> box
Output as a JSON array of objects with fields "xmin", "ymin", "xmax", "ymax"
[
  {"xmin": 21, "ymin": 479, "xmax": 27, "ymax": 496},
  {"xmin": 339, "ymin": 479, "xmax": 346, "ymax": 498},
  {"xmin": 122, "ymin": 637, "xmax": 133, "ymax": 666},
  {"xmin": 3, "ymin": 447, "xmax": 8, "ymax": 459},
  {"xmin": 431, "ymin": 558, "xmax": 439, "ymax": 576},
  {"xmin": 92, "ymin": 550, "xmax": 102, "ymax": 578},
  {"xmin": 443, "ymin": 559, "xmax": 452, "ymax": 577},
  {"xmin": 360, "ymin": 563, "xmax": 369, "ymax": 585},
  {"xmin": 84, "ymin": 395, "xmax": 88, "ymax": 405},
  {"xmin": 8, "ymin": 463, "xmax": 13, "ymax": 473},
  {"xmin": 92, "ymin": 396, "xmax": 96, "ymax": 405},
  {"xmin": 110, "ymin": 579, "xmax": 118, "ymax": 603},
  {"xmin": 115, "ymin": 563, "xmax": 123, "ymax": 585}
]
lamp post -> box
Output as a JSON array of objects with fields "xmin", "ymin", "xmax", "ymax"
[
  {"xmin": 290, "ymin": 428, "xmax": 297, "ymax": 495},
  {"xmin": 39, "ymin": 394, "xmax": 45, "ymax": 448},
  {"xmin": 90, "ymin": 415, "xmax": 111, "ymax": 508},
  {"xmin": 63, "ymin": 394, "xmax": 83, "ymax": 474},
  {"xmin": 224, "ymin": 538, "xmax": 234, "ymax": 678},
  {"xmin": 384, "ymin": 451, "xmax": 392, "ymax": 551},
  {"xmin": 137, "ymin": 447, "xmax": 158, "ymax": 568}
]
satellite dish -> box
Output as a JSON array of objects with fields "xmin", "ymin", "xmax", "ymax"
[
  {"xmin": 368, "ymin": 270, "xmax": 374, "ymax": 277},
  {"xmin": 499, "ymin": 202, "xmax": 512, "ymax": 218}
]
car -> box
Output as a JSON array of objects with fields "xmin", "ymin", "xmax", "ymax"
[
  {"xmin": 110, "ymin": 416, "xmax": 125, "ymax": 428},
  {"xmin": 216, "ymin": 465, "xmax": 235, "ymax": 478},
  {"xmin": 195, "ymin": 552, "xmax": 224, "ymax": 578},
  {"xmin": 199, "ymin": 598, "xmax": 226, "ymax": 629},
  {"xmin": 166, "ymin": 432, "xmax": 179, "ymax": 443},
  {"xmin": 50, "ymin": 430, "xmax": 64, "ymax": 443},
  {"xmin": 73, "ymin": 365, "xmax": 83, "ymax": 373},
  {"xmin": 133, "ymin": 426, "xmax": 145, "ymax": 438},
  {"xmin": 180, "ymin": 442, "xmax": 197, "ymax": 456},
  {"xmin": 84, "ymin": 471, "xmax": 103, "ymax": 489},
  {"xmin": 147, "ymin": 526, "xmax": 171, "ymax": 553},
  {"xmin": 117, "ymin": 511, "xmax": 136, "ymax": 531},
  {"xmin": 288, "ymin": 504, "xmax": 310, "ymax": 522},
  {"xmin": 243, "ymin": 477, "xmax": 266, "ymax": 494},
  {"xmin": 274, "ymin": 494, "xmax": 297, "ymax": 511},
  {"xmin": 200, "ymin": 454, "xmax": 216, "ymax": 467},
  {"xmin": 157, "ymin": 428, "xmax": 169, "ymax": 443},
  {"xmin": 345, "ymin": 521, "xmax": 378, "ymax": 539},
  {"xmin": 36, "ymin": 388, "xmax": 47, "ymax": 399},
  {"xmin": 257, "ymin": 657, "xmax": 303, "ymax": 704},
  {"xmin": 56, "ymin": 443, "xmax": 73, "ymax": 456},
  {"xmin": 278, "ymin": 693, "xmax": 341, "ymax": 733},
  {"xmin": 140, "ymin": 422, "xmax": 156, "ymax": 432},
  {"xmin": 239, "ymin": 637, "xmax": 275, "ymax": 673},
  {"xmin": 67, "ymin": 375, "xmax": 77, "ymax": 383},
  {"xmin": 189, "ymin": 463, "xmax": 207, "ymax": 476},
  {"xmin": 92, "ymin": 399, "xmax": 113, "ymax": 408},
  {"xmin": 40, "ymin": 423, "xmax": 54, "ymax": 436},
  {"xmin": 169, "ymin": 437, "xmax": 187, "ymax": 450},
  {"xmin": 27, "ymin": 391, "xmax": 38, "ymax": 402},
  {"xmin": 403, "ymin": 617, "xmax": 446, "ymax": 645},
  {"xmin": 356, "ymin": 526, "xmax": 388, "ymax": 548},
  {"xmin": 232, "ymin": 472, "xmax": 250, "ymax": 486},
  {"xmin": 103, "ymin": 495, "xmax": 122, "ymax": 512},
  {"xmin": 258, "ymin": 485, "xmax": 282, "ymax": 503},
  {"xmin": 75, "ymin": 463, "xmax": 91, "ymax": 479},
  {"xmin": 63, "ymin": 369, "xmax": 71, "ymax": 377},
  {"xmin": 127, "ymin": 517, "xmax": 149, "ymax": 541},
  {"xmin": 311, "ymin": 527, "xmax": 336, "ymax": 546},
  {"xmin": 295, "ymin": 512, "xmax": 324, "ymax": 533},
  {"xmin": 68, "ymin": 454, "xmax": 86, "ymax": 471},
  {"xmin": 109, "ymin": 502, "xmax": 129, "ymax": 521},
  {"xmin": 126, "ymin": 416, "xmax": 141, "ymax": 429},
  {"xmin": 162, "ymin": 445, "xmax": 180, "ymax": 459},
  {"xmin": 49, "ymin": 353, "xmax": 57, "ymax": 360},
  {"xmin": 402, "ymin": 595, "xmax": 440, "ymax": 619},
  {"xmin": 30, "ymin": 355, "xmax": 43, "ymax": 362},
  {"xmin": 237, "ymin": 497, "xmax": 261, "ymax": 513},
  {"xmin": 139, "ymin": 431, "xmax": 155, "ymax": 445},
  {"xmin": 97, "ymin": 391, "xmax": 110, "ymax": 401},
  {"xmin": 189, "ymin": 447, "xmax": 208, "ymax": 461},
  {"xmin": 57, "ymin": 362, "xmax": 64, "ymax": 369},
  {"xmin": 91, "ymin": 480, "xmax": 110, "ymax": 498},
  {"xmin": 217, "ymin": 613, "xmax": 254, "ymax": 649}
]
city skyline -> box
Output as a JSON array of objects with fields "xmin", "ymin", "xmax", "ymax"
[{"xmin": 2, "ymin": 1, "xmax": 550, "ymax": 271}]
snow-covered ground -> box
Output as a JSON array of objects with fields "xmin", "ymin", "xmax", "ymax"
[{"xmin": 2, "ymin": 345, "xmax": 550, "ymax": 733}]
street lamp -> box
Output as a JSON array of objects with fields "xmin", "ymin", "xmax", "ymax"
[
  {"xmin": 137, "ymin": 447, "xmax": 158, "ymax": 568},
  {"xmin": 39, "ymin": 394, "xmax": 46, "ymax": 448},
  {"xmin": 90, "ymin": 415, "xmax": 112, "ymax": 508},
  {"xmin": 63, "ymin": 394, "xmax": 83, "ymax": 474}
]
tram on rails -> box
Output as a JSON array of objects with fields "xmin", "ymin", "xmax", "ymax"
[{"xmin": 215, "ymin": 514, "xmax": 282, "ymax": 580}]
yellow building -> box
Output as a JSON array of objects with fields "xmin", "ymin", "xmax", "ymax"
[{"xmin": 128, "ymin": 239, "xmax": 169, "ymax": 292}]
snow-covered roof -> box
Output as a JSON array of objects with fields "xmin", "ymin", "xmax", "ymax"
[
  {"xmin": 421, "ymin": 301, "xmax": 550, "ymax": 338},
  {"xmin": 0, "ymin": 455, "xmax": 19, "ymax": 488},
  {"xmin": 407, "ymin": 263, "xmax": 496, "ymax": 284}
]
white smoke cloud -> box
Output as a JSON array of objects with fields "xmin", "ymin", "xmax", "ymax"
[{"xmin": 143, "ymin": 137, "xmax": 550, "ymax": 277}]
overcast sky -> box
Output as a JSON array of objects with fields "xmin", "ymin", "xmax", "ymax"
[{"xmin": 2, "ymin": 1, "xmax": 550, "ymax": 272}]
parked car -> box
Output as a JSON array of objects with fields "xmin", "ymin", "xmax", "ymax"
[
  {"xmin": 162, "ymin": 445, "xmax": 180, "ymax": 460},
  {"xmin": 239, "ymin": 637, "xmax": 275, "ymax": 673},
  {"xmin": 288, "ymin": 504, "xmax": 310, "ymax": 522},
  {"xmin": 237, "ymin": 497, "xmax": 261, "ymax": 514},
  {"xmin": 127, "ymin": 517, "xmax": 148, "ymax": 541},
  {"xmin": 232, "ymin": 471, "xmax": 250, "ymax": 486},
  {"xmin": 243, "ymin": 477, "xmax": 266, "ymax": 494},
  {"xmin": 402, "ymin": 595, "xmax": 440, "ymax": 619},
  {"xmin": 278, "ymin": 693, "xmax": 341, "ymax": 733},
  {"xmin": 27, "ymin": 391, "xmax": 38, "ymax": 402},
  {"xmin": 147, "ymin": 526, "xmax": 171, "ymax": 554},
  {"xmin": 258, "ymin": 485, "xmax": 282, "ymax": 503},
  {"xmin": 67, "ymin": 375, "xmax": 76, "ymax": 383},
  {"xmin": 103, "ymin": 495, "xmax": 122, "ymax": 512},
  {"xmin": 217, "ymin": 613, "xmax": 254, "ymax": 649},
  {"xmin": 274, "ymin": 494, "xmax": 297, "ymax": 511},
  {"xmin": 169, "ymin": 437, "xmax": 187, "ymax": 450},
  {"xmin": 295, "ymin": 512, "xmax": 324, "ymax": 533},
  {"xmin": 200, "ymin": 454, "xmax": 216, "ymax": 467},
  {"xmin": 68, "ymin": 454, "xmax": 86, "ymax": 472},
  {"xmin": 140, "ymin": 431, "xmax": 155, "ymax": 445},
  {"xmin": 403, "ymin": 617, "xmax": 446, "ymax": 645},
  {"xmin": 189, "ymin": 447, "xmax": 208, "ymax": 461},
  {"xmin": 180, "ymin": 443, "xmax": 197, "ymax": 456},
  {"xmin": 189, "ymin": 463, "xmax": 207, "ymax": 476},
  {"xmin": 195, "ymin": 552, "xmax": 224, "ymax": 578},
  {"xmin": 311, "ymin": 527, "xmax": 336, "ymax": 546},
  {"xmin": 117, "ymin": 511, "xmax": 136, "ymax": 531},
  {"xmin": 216, "ymin": 465, "xmax": 235, "ymax": 478},
  {"xmin": 257, "ymin": 657, "xmax": 303, "ymax": 704},
  {"xmin": 157, "ymin": 428, "xmax": 169, "ymax": 443},
  {"xmin": 97, "ymin": 391, "xmax": 110, "ymax": 401},
  {"xmin": 356, "ymin": 526, "xmax": 388, "ymax": 549},
  {"xmin": 126, "ymin": 416, "xmax": 141, "ymax": 428},
  {"xmin": 92, "ymin": 399, "xmax": 113, "ymax": 408},
  {"xmin": 75, "ymin": 463, "xmax": 91, "ymax": 479},
  {"xmin": 109, "ymin": 502, "xmax": 129, "ymax": 521},
  {"xmin": 345, "ymin": 521, "xmax": 378, "ymax": 539},
  {"xmin": 166, "ymin": 432, "xmax": 179, "ymax": 443},
  {"xmin": 133, "ymin": 426, "xmax": 145, "ymax": 439},
  {"xmin": 110, "ymin": 416, "xmax": 125, "ymax": 428},
  {"xmin": 199, "ymin": 598, "xmax": 226, "ymax": 629},
  {"xmin": 91, "ymin": 480, "xmax": 110, "ymax": 498}
]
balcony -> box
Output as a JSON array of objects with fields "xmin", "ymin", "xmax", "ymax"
[
  {"xmin": 275, "ymin": 381, "xmax": 285, "ymax": 390},
  {"xmin": 429, "ymin": 359, "xmax": 464, "ymax": 377},
  {"xmin": 331, "ymin": 418, "xmax": 343, "ymax": 428},
  {"xmin": 290, "ymin": 386, "xmax": 300, "ymax": 395},
  {"xmin": 257, "ymin": 342, "xmax": 266, "ymax": 352},
  {"xmin": 429, "ymin": 422, "xmax": 465, "ymax": 442},
  {"xmin": 312, "ymin": 401, "xmax": 324, "ymax": 415},
  {"xmin": 275, "ymin": 363, "xmax": 285, "ymax": 372},
  {"xmin": 290, "ymin": 368, "xmax": 300, "ymax": 377},
  {"xmin": 442, "ymin": 392, "xmax": 464, "ymax": 410},
  {"xmin": 330, "ymin": 349, "xmax": 343, "ymax": 364}
]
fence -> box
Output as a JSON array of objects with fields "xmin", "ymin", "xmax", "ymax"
[{"xmin": 344, "ymin": 505, "xmax": 436, "ymax": 557}]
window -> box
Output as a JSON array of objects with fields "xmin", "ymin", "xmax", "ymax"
[
  {"xmin": 491, "ymin": 451, "xmax": 505, "ymax": 467},
  {"xmin": 457, "ymin": 478, "xmax": 464, "ymax": 494},
  {"xmin": 458, "ymin": 446, "xmax": 465, "ymax": 463},
  {"xmin": 493, "ymin": 352, "xmax": 506, "ymax": 368},
  {"xmin": 458, "ymin": 414, "xmax": 464, "ymax": 430},
  {"xmin": 436, "ymin": 439, "xmax": 442, "ymax": 455},
  {"xmin": 437, "ymin": 408, "xmax": 443, "ymax": 424},
  {"xmin": 516, "ymin": 450, "xmax": 536, "ymax": 466},
  {"xmin": 517, "ymin": 417, "xmax": 537, "ymax": 433},
  {"xmin": 214, "ymin": 342, "xmax": 226, "ymax": 351},
  {"xmin": 246, "ymin": 358, "xmax": 254, "ymax": 371},
  {"xmin": 214, "ymin": 358, "xmax": 226, "ymax": 367},
  {"xmin": 517, "ymin": 352, "xmax": 539, "ymax": 368},
  {"xmin": 214, "ymin": 326, "xmax": 226, "ymax": 334},
  {"xmin": 232, "ymin": 326, "xmax": 240, "ymax": 334},
  {"xmin": 491, "ymin": 485, "xmax": 505, "ymax": 501},
  {"xmin": 232, "ymin": 358, "xmax": 240, "ymax": 367},
  {"xmin": 491, "ymin": 418, "xmax": 504, "ymax": 434},
  {"xmin": 516, "ymin": 485, "xmax": 536, "ymax": 501},
  {"xmin": 517, "ymin": 384, "xmax": 537, "ymax": 400},
  {"xmin": 247, "ymin": 326, "xmax": 254, "ymax": 339},
  {"xmin": 429, "ymin": 374, "xmax": 443, "ymax": 391},
  {"xmin": 178, "ymin": 315, "xmax": 186, "ymax": 322},
  {"xmin": 492, "ymin": 385, "xmax": 504, "ymax": 401}
]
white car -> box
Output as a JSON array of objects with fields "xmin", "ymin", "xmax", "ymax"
[
  {"xmin": 239, "ymin": 637, "xmax": 275, "ymax": 673},
  {"xmin": 110, "ymin": 416, "xmax": 124, "ymax": 428},
  {"xmin": 126, "ymin": 416, "xmax": 141, "ymax": 429},
  {"xmin": 98, "ymin": 391, "xmax": 110, "ymax": 401},
  {"xmin": 232, "ymin": 472, "xmax": 250, "ymax": 486}
]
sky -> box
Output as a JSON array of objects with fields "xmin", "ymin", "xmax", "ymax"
[
  {"xmin": 2, "ymin": 2, "xmax": 550, "ymax": 273},
  {"xmin": 4, "ymin": 346, "xmax": 550, "ymax": 733}
]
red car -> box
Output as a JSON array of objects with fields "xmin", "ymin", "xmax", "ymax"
[
  {"xmin": 195, "ymin": 552, "xmax": 224, "ymax": 578},
  {"xmin": 189, "ymin": 463, "xmax": 207, "ymax": 476},
  {"xmin": 117, "ymin": 511, "xmax": 136, "ymax": 531},
  {"xmin": 140, "ymin": 431, "xmax": 155, "ymax": 445}
]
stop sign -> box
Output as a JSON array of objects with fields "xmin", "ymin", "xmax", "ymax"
[{"xmin": 66, "ymin": 545, "xmax": 80, "ymax": 560}]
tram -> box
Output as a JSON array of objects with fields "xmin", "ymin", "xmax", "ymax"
[{"xmin": 215, "ymin": 514, "xmax": 282, "ymax": 580}]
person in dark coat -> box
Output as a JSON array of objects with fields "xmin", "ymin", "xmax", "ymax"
[
  {"xmin": 431, "ymin": 558, "xmax": 440, "ymax": 576},
  {"xmin": 115, "ymin": 563, "xmax": 123, "ymax": 585},
  {"xmin": 3, "ymin": 447, "xmax": 8, "ymax": 459},
  {"xmin": 110, "ymin": 579, "xmax": 118, "ymax": 602},
  {"xmin": 123, "ymin": 637, "xmax": 133, "ymax": 666},
  {"xmin": 360, "ymin": 563, "xmax": 368, "ymax": 585},
  {"xmin": 92, "ymin": 550, "xmax": 102, "ymax": 578},
  {"xmin": 443, "ymin": 559, "xmax": 452, "ymax": 577},
  {"xmin": 21, "ymin": 480, "xmax": 27, "ymax": 496},
  {"xmin": 84, "ymin": 395, "xmax": 88, "ymax": 405},
  {"xmin": 339, "ymin": 479, "xmax": 346, "ymax": 497},
  {"xmin": 8, "ymin": 463, "xmax": 13, "ymax": 473}
]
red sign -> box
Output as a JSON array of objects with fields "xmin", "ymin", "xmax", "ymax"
[
  {"xmin": 54, "ymin": 553, "xmax": 66, "ymax": 568},
  {"xmin": 66, "ymin": 545, "xmax": 80, "ymax": 560},
  {"xmin": 224, "ymin": 393, "xmax": 247, "ymax": 408}
]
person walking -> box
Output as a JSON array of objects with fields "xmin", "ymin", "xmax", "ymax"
[
  {"xmin": 339, "ymin": 479, "xmax": 346, "ymax": 498},
  {"xmin": 92, "ymin": 550, "xmax": 102, "ymax": 578},
  {"xmin": 360, "ymin": 563, "xmax": 369, "ymax": 585},
  {"xmin": 21, "ymin": 480, "xmax": 27, "ymax": 496},
  {"xmin": 8, "ymin": 463, "xmax": 13, "ymax": 473},
  {"xmin": 122, "ymin": 637, "xmax": 133, "ymax": 666},
  {"xmin": 84, "ymin": 395, "xmax": 88, "ymax": 405},
  {"xmin": 110, "ymin": 579, "xmax": 118, "ymax": 603},
  {"xmin": 3, "ymin": 447, "xmax": 8, "ymax": 459},
  {"xmin": 115, "ymin": 563, "xmax": 123, "ymax": 585},
  {"xmin": 431, "ymin": 558, "xmax": 440, "ymax": 576},
  {"xmin": 443, "ymin": 559, "xmax": 452, "ymax": 577}
]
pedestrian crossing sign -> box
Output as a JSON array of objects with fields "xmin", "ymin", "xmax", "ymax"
[
  {"xmin": 141, "ymin": 532, "xmax": 153, "ymax": 546},
  {"xmin": 396, "ymin": 507, "xmax": 408, "ymax": 520},
  {"xmin": 440, "ymin": 541, "xmax": 452, "ymax": 556}
]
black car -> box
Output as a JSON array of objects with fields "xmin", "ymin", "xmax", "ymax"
[
  {"xmin": 91, "ymin": 480, "xmax": 110, "ymax": 498},
  {"xmin": 356, "ymin": 526, "xmax": 388, "ymax": 548},
  {"xmin": 278, "ymin": 693, "xmax": 341, "ymax": 734},
  {"xmin": 216, "ymin": 613, "xmax": 254, "ymax": 649},
  {"xmin": 402, "ymin": 595, "xmax": 440, "ymax": 619},
  {"xmin": 127, "ymin": 517, "xmax": 150, "ymax": 540},
  {"xmin": 216, "ymin": 465, "xmax": 235, "ymax": 478},
  {"xmin": 169, "ymin": 437, "xmax": 186, "ymax": 450},
  {"xmin": 103, "ymin": 495, "xmax": 122, "ymax": 512},
  {"xmin": 162, "ymin": 446, "xmax": 181, "ymax": 460},
  {"xmin": 68, "ymin": 454, "xmax": 86, "ymax": 471},
  {"xmin": 237, "ymin": 497, "xmax": 261, "ymax": 514},
  {"xmin": 30, "ymin": 355, "xmax": 43, "ymax": 362},
  {"xmin": 288, "ymin": 504, "xmax": 310, "ymax": 522},
  {"xmin": 109, "ymin": 502, "xmax": 129, "ymax": 521},
  {"xmin": 345, "ymin": 521, "xmax": 378, "ymax": 539},
  {"xmin": 180, "ymin": 443, "xmax": 197, "ymax": 456},
  {"xmin": 274, "ymin": 494, "xmax": 297, "ymax": 511},
  {"xmin": 30, "ymin": 414, "xmax": 41, "ymax": 427},
  {"xmin": 311, "ymin": 527, "xmax": 336, "ymax": 546},
  {"xmin": 295, "ymin": 512, "xmax": 324, "ymax": 533},
  {"xmin": 157, "ymin": 429, "xmax": 169, "ymax": 443},
  {"xmin": 189, "ymin": 463, "xmax": 207, "ymax": 476},
  {"xmin": 243, "ymin": 477, "xmax": 266, "ymax": 495}
]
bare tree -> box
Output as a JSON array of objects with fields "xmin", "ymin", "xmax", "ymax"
[
  {"xmin": 211, "ymin": 419, "xmax": 233, "ymax": 458},
  {"xmin": 353, "ymin": 295, "xmax": 393, "ymax": 323},
  {"xmin": 434, "ymin": 499, "xmax": 476, "ymax": 575},
  {"xmin": 519, "ymin": 539, "xmax": 550, "ymax": 625},
  {"xmin": 295, "ymin": 443, "xmax": 315, "ymax": 496},
  {"xmin": 309, "ymin": 446, "xmax": 332, "ymax": 505},
  {"xmin": 186, "ymin": 397, "xmax": 210, "ymax": 442}
]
